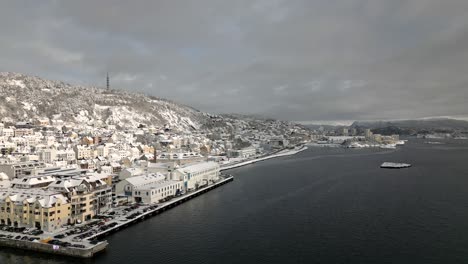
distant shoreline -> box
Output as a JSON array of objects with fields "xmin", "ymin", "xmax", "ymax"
[{"xmin": 220, "ymin": 146, "xmax": 308, "ymax": 171}]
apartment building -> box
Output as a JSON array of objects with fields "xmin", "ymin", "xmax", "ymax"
[{"xmin": 0, "ymin": 189, "xmax": 70, "ymax": 232}]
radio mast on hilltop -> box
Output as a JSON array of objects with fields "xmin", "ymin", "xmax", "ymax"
[{"xmin": 106, "ymin": 72, "xmax": 110, "ymax": 90}]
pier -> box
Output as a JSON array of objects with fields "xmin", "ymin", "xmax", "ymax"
[
  {"xmin": 220, "ymin": 146, "xmax": 307, "ymax": 171},
  {"xmin": 88, "ymin": 175, "xmax": 234, "ymax": 241},
  {"xmin": 0, "ymin": 175, "xmax": 234, "ymax": 258}
]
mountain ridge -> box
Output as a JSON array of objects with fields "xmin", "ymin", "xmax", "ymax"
[{"xmin": 0, "ymin": 72, "xmax": 211, "ymax": 131}]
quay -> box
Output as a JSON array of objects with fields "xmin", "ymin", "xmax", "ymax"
[
  {"xmin": 220, "ymin": 146, "xmax": 307, "ymax": 171},
  {"xmin": 0, "ymin": 237, "xmax": 107, "ymax": 258},
  {"xmin": 87, "ymin": 175, "xmax": 234, "ymax": 241},
  {"xmin": 0, "ymin": 175, "xmax": 234, "ymax": 258}
]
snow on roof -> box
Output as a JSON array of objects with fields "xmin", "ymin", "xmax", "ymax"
[
  {"xmin": 125, "ymin": 173, "xmax": 166, "ymax": 187},
  {"xmin": 11, "ymin": 175, "xmax": 56, "ymax": 186},
  {"xmin": 0, "ymin": 188, "xmax": 68, "ymax": 206},
  {"xmin": 48, "ymin": 178, "xmax": 83, "ymax": 192},
  {"xmin": 136, "ymin": 180, "xmax": 180, "ymax": 190},
  {"xmin": 178, "ymin": 161, "xmax": 219, "ymax": 174},
  {"xmin": 0, "ymin": 172, "xmax": 8, "ymax": 181}
]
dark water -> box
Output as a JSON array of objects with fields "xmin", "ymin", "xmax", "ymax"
[{"xmin": 2, "ymin": 138, "xmax": 468, "ymax": 264}]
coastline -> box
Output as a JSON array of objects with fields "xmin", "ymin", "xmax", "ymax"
[
  {"xmin": 0, "ymin": 175, "xmax": 234, "ymax": 258},
  {"xmin": 220, "ymin": 146, "xmax": 308, "ymax": 171},
  {"xmin": 0, "ymin": 146, "xmax": 307, "ymax": 259}
]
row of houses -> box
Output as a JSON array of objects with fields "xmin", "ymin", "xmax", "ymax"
[
  {"xmin": 0, "ymin": 161, "xmax": 220, "ymax": 232},
  {"xmin": 0, "ymin": 172, "xmax": 112, "ymax": 232}
]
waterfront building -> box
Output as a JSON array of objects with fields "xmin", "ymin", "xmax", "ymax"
[
  {"xmin": 48, "ymin": 175, "xmax": 112, "ymax": 223},
  {"xmin": 0, "ymin": 189, "xmax": 70, "ymax": 232},
  {"xmin": 327, "ymin": 136, "xmax": 356, "ymax": 144},
  {"xmin": 114, "ymin": 173, "xmax": 166, "ymax": 196},
  {"xmin": 268, "ymin": 137, "xmax": 289, "ymax": 148},
  {"xmin": 173, "ymin": 161, "xmax": 220, "ymax": 191},
  {"xmin": 131, "ymin": 180, "xmax": 183, "ymax": 204},
  {"xmin": 227, "ymin": 147, "xmax": 257, "ymax": 158}
]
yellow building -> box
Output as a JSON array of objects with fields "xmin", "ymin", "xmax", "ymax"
[
  {"xmin": 0, "ymin": 189, "xmax": 70, "ymax": 232},
  {"xmin": 48, "ymin": 175, "xmax": 112, "ymax": 223}
]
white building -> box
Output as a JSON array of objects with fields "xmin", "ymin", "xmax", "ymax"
[
  {"xmin": 132, "ymin": 180, "xmax": 183, "ymax": 204},
  {"xmin": 227, "ymin": 147, "xmax": 257, "ymax": 158},
  {"xmin": 119, "ymin": 167, "xmax": 145, "ymax": 180},
  {"xmin": 114, "ymin": 173, "xmax": 166, "ymax": 196},
  {"xmin": 73, "ymin": 145, "xmax": 93, "ymax": 160},
  {"xmin": 38, "ymin": 148, "xmax": 57, "ymax": 164},
  {"xmin": 96, "ymin": 145, "xmax": 109, "ymax": 157},
  {"xmin": 2, "ymin": 128, "xmax": 14, "ymax": 137},
  {"xmin": 174, "ymin": 161, "xmax": 220, "ymax": 191}
]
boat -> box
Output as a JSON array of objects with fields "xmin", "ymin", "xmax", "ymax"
[
  {"xmin": 380, "ymin": 144, "xmax": 396, "ymax": 149},
  {"xmin": 380, "ymin": 162, "xmax": 411, "ymax": 169}
]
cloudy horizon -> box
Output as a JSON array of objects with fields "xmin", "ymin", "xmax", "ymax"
[{"xmin": 1, "ymin": 0, "xmax": 468, "ymax": 122}]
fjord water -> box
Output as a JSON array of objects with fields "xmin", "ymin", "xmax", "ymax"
[{"xmin": 2, "ymin": 138, "xmax": 468, "ymax": 264}]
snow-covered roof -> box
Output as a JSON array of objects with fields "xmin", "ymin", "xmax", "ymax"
[
  {"xmin": 11, "ymin": 175, "xmax": 56, "ymax": 186},
  {"xmin": 0, "ymin": 188, "xmax": 68, "ymax": 207},
  {"xmin": 178, "ymin": 161, "xmax": 219, "ymax": 174},
  {"xmin": 125, "ymin": 173, "xmax": 166, "ymax": 187},
  {"xmin": 48, "ymin": 178, "xmax": 83, "ymax": 192},
  {"xmin": 0, "ymin": 172, "xmax": 8, "ymax": 181},
  {"xmin": 136, "ymin": 180, "xmax": 180, "ymax": 190}
]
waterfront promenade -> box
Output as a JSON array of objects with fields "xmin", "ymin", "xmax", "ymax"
[{"xmin": 220, "ymin": 146, "xmax": 308, "ymax": 171}]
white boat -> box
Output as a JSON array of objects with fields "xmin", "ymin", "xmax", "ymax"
[{"xmin": 380, "ymin": 162, "xmax": 411, "ymax": 169}]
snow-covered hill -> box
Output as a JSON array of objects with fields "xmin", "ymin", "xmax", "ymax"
[{"xmin": 0, "ymin": 72, "xmax": 207, "ymax": 130}]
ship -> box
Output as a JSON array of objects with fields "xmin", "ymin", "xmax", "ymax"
[{"xmin": 380, "ymin": 162, "xmax": 411, "ymax": 169}]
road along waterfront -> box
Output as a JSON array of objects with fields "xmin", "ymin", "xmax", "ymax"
[{"xmin": 0, "ymin": 175, "xmax": 234, "ymax": 258}]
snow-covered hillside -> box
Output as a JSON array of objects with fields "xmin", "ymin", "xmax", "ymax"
[{"xmin": 0, "ymin": 72, "xmax": 207, "ymax": 130}]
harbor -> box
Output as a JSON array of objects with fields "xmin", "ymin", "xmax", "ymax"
[
  {"xmin": 0, "ymin": 175, "xmax": 234, "ymax": 258},
  {"xmin": 0, "ymin": 145, "xmax": 306, "ymax": 259}
]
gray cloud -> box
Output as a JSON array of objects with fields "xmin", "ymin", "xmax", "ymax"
[{"xmin": 1, "ymin": 0, "xmax": 468, "ymax": 122}]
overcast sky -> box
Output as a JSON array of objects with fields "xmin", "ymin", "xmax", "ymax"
[{"xmin": 1, "ymin": 0, "xmax": 468, "ymax": 122}]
